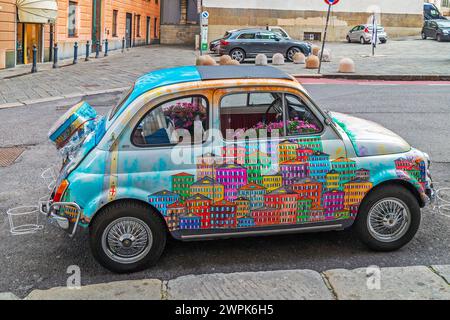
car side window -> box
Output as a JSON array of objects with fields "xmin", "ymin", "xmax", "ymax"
[
  {"xmin": 238, "ymin": 33, "xmax": 256, "ymax": 40},
  {"xmin": 257, "ymin": 32, "xmax": 276, "ymax": 40},
  {"xmin": 284, "ymin": 94, "xmax": 322, "ymax": 136},
  {"xmin": 220, "ymin": 92, "xmax": 282, "ymax": 139},
  {"xmin": 132, "ymin": 96, "xmax": 209, "ymax": 147}
]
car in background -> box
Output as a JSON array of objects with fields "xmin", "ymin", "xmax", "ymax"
[
  {"xmin": 422, "ymin": 19, "xmax": 450, "ymax": 41},
  {"xmin": 346, "ymin": 24, "xmax": 388, "ymax": 44},
  {"xmin": 424, "ymin": 3, "xmax": 447, "ymax": 20},
  {"xmin": 218, "ymin": 28, "xmax": 311, "ymax": 63},
  {"xmin": 209, "ymin": 27, "xmax": 291, "ymax": 54}
]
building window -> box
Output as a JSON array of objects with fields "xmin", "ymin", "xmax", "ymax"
[
  {"xmin": 112, "ymin": 10, "xmax": 118, "ymax": 37},
  {"xmin": 68, "ymin": 1, "xmax": 77, "ymax": 37},
  {"xmin": 136, "ymin": 15, "xmax": 141, "ymax": 37}
]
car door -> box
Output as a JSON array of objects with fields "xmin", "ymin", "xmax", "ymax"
[
  {"xmin": 235, "ymin": 32, "xmax": 257, "ymax": 56},
  {"xmin": 212, "ymin": 85, "xmax": 350, "ymax": 231},
  {"xmin": 430, "ymin": 21, "xmax": 439, "ymax": 38},
  {"xmin": 256, "ymin": 31, "xmax": 277, "ymax": 56},
  {"xmin": 118, "ymin": 88, "xmax": 215, "ymax": 236},
  {"xmin": 348, "ymin": 26, "xmax": 359, "ymax": 42}
]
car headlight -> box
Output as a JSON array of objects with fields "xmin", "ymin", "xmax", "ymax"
[{"xmin": 444, "ymin": 30, "xmax": 449, "ymax": 34}]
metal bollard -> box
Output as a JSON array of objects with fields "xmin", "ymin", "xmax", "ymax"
[
  {"xmin": 31, "ymin": 45, "xmax": 38, "ymax": 73},
  {"xmin": 122, "ymin": 37, "xmax": 125, "ymax": 53},
  {"xmin": 95, "ymin": 40, "xmax": 100, "ymax": 58},
  {"xmin": 85, "ymin": 41, "xmax": 90, "ymax": 61},
  {"xmin": 52, "ymin": 43, "xmax": 58, "ymax": 68},
  {"xmin": 73, "ymin": 42, "xmax": 78, "ymax": 64},
  {"xmin": 104, "ymin": 39, "xmax": 109, "ymax": 57}
]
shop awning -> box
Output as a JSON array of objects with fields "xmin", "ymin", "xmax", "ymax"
[{"xmin": 16, "ymin": 0, "xmax": 58, "ymax": 24}]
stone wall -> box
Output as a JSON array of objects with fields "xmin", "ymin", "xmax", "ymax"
[
  {"xmin": 160, "ymin": 24, "xmax": 200, "ymax": 45},
  {"xmin": 203, "ymin": 7, "xmax": 423, "ymax": 42}
]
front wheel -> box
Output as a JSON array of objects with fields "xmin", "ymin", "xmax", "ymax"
[
  {"xmin": 421, "ymin": 32, "xmax": 427, "ymax": 40},
  {"xmin": 286, "ymin": 47, "xmax": 301, "ymax": 62},
  {"xmin": 437, "ymin": 34, "xmax": 443, "ymax": 42},
  {"xmin": 354, "ymin": 185, "xmax": 421, "ymax": 252},
  {"xmin": 360, "ymin": 37, "xmax": 366, "ymax": 45},
  {"xmin": 89, "ymin": 201, "xmax": 167, "ymax": 273},
  {"xmin": 346, "ymin": 35, "xmax": 351, "ymax": 43},
  {"xmin": 230, "ymin": 48, "xmax": 246, "ymax": 63}
]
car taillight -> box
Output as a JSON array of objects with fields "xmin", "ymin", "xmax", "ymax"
[
  {"xmin": 364, "ymin": 27, "xmax": 369, "ymax": 33},
  {"xmin": 220, "ymin": 40, "xmax": 229, "ymax": 46},
  {"xmin": 53, "ymin": 180, "xmax": 69, "ymax": 202}
]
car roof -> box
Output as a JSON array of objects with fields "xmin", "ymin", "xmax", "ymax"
[
  {"xmin": 113, "ymin": 66, "xmax": 294, "ymax": 120},
  {"xmin": 133, "ymin": 65, "xmax": 293, "ymax": 95}
]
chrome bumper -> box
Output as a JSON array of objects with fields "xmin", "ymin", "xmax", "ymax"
[{"xmin": 39, "ymin": 200, "xmax": 81, "ymax": 237}]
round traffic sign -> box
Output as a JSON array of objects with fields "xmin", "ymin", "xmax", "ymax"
[
  {"xmin": 201, "ymin": 11, "xmax": 209, "ymax": 19},
  {"xmin": 324, "ymin": 0, "xmax": 340, "ymax": 5}
]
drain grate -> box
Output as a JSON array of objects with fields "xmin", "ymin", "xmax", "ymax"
[{"xmin": 0, "ymin": 147, "xmax": 26, "ymax": 167}]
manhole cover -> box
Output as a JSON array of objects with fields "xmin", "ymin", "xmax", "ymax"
[{"xmin": 0, "ymin": 147, "xmax": 26, "ymax": 167}]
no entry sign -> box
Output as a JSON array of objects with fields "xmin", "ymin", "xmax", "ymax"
[{"xmin": 325, "ymin": 0, "xmax": 340, "ymax": 5}]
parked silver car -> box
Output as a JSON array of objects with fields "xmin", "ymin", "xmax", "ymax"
[
  {"xmin": 218, "ymin": 28, "xmax": 311, "ymax": 63},
  {"xmin": 346, "ymin": 24, "xmax": 388, "ymax": 44}
]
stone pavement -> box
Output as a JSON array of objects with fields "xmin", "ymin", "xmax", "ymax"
[
  {"xmin": 0, "ymin": 39, "xmax": 449, "ymax": 108},
  {"xmin": 1, "ymin": 265, "xmax": 448, "ymax": 300}
]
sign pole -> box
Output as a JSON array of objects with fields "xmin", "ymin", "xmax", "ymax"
[{"xmin": 318, "ymin": 3, "xmax": 332, "ymax": 74}]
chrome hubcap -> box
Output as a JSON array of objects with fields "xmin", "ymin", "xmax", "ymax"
[
  {"xmin": 231, "ymin": 50, "xmax": 244, "ymax": 62},
  {"xmin": 367, "ymin": 198, "xmax": 411, "ymax": 243},
  {"xmin": 102, "ymin": 217, "xmax": 152, "ymax": 264}
]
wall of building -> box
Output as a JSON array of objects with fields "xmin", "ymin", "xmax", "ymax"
[
  {"xmin": 0, "ymin": 0, "xmax": 16, "ymax": 68},
  {"xmin": 202, "ymin": 0, "xmax": 424, "ymax": 42},
  {"xmin": 160, "ymin": 0, "xmax": 199, "ymax": 45},
  {"xmin": 0, "ymin": 0, "xmax": 160, "ymax": 68}
]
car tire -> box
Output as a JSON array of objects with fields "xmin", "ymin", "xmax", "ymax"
[
  {"xmin": 230, "ymin": 48, "xmax": 246, "ymax": 63},
  {"xmin": 346, "ymin": 35, "xmax": 351, "ymax": 43},
  {"xmin": 381, "ymin": 39, "xmax": 387, "ymax": 44},
  {"xmin": 437, "ymin": 34, "xmax": 443, "ymax": 42},
  {"xmin": 360, "ymin": 37, "xmax": 366, "ymax": 45},
  {"xmin": 421, "ymin": 32, "xmax": 427, "ymax": 40},
  {"xmin": 89, "ymin": 200, "xmax": 167, "ymax": 273},
  {"xmin": 286, "ymin": 47, "xmax": 301, "ymax": 62},
  {"xmin": 354, "ymin": 185, "xmax": 421, "ymax": 252}
]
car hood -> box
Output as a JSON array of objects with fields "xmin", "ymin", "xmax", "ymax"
[{"xmin": 330, "ymin": 112, "xmax": 411, "ymax": 157}]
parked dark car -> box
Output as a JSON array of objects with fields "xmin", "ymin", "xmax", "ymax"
[
  {"xmin": 424, "ymin": 3, "xmax": 447, "ymax": 20},
  {"xmin": 218, "ymin": 29, "xmax": 311, "ymax": 63},
  {"xmin": 422, "ymin": 20, "xmax": 450, "ymax": 41},
  {"xmin": 209, "ymin": 30, "xmax": 237, "ymax": 53}
]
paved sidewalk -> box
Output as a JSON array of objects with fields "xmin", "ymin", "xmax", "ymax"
[
  {"xmin": 2, "ymin": 265, "xmax": 448, "ymax": 300},
  {"xmin": 1, "ymin": 39, "xmax": 449, "ymax": 108}
]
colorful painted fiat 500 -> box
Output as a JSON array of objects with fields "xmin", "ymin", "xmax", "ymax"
[{"xmin": 41, "ymin": 66, "xmax": 435, "ymax": 273}]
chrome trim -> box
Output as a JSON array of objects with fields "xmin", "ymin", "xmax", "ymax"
[
  {"xmin": 180, "ymin": 223, "xmax": 343, "ymax": 240},
  {"xmin": 39, "ymin": 199, "xmax": 81, "ymax": 238}
]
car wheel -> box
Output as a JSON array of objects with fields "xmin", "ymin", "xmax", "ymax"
[
  {"xmin": 354, "ymin": 185, "xmax": 421, "ymax": 252},
  {"xmin": 346, "ymin": 35, "xmax": 351, "ymax": 43},
  {"xmin": 89, "ymin": 200, "xmax": 167, "ymax": 273},
  {"xmin": 230, "ymin": 48, "xmax": 246, "ymax": 63},
  {"xmin": 286, "ymin": 47, "xmax": 301, "ymax": 62},
  {"xmin": 381, "ymin": 39, "xmax": 387, "ymax": 44},
  {"xmin": 360, "ymin": 37, "xmax": 366, "ymax": 45},
  {"xmin": 421, "ymin": 32, "xmax": 427, "ymax": 40},
  {"xmin": 437, "ymin": 34, "xmax": 443, "ymax": 42}
]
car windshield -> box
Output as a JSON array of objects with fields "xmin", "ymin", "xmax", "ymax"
[
  {"xmin": 437, "ymin": 21, "xmax": 450, "ymax": 28},
  {"xmin": 109, "ymin": 85, "xmax": 134, "ymax": 120}
]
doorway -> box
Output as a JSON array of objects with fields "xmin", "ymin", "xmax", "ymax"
[
  {"xmin": 125, "ymin": 13, "xmax": 132, "ymax": 48},
  {"xmin": 16, "ymin": 23, "xmax": 42, "ymax": 65},
  {"xmin": 146, "ymin": 16, "xmax": 151, "ymax": 45}
]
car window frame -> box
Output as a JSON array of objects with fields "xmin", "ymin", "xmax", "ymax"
[
  {"xmin": 131, "ymin": 94, "xmax": 210, "ymax": 148},
  {"xmin": 218, "ymin": 89, "xmax": 325, "ymax": 143},
  {"xmin": 237, "ymin": 32, "xmax": 256, "ymax": 40}
]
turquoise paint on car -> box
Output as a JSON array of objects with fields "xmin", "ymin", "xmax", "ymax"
[{"xmin": 42, "ymin": 66, "xmax": 435, "ymax": 273}]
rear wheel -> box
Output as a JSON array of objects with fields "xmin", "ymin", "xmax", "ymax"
[
  {"xmin": 421, "ymin": 32, "xmax": 427, "ymax": 40},
  {"xmin": 230, "ymin": 48, "xmax": 246, "ymax": 63},
  {"xmin": 89, "ymin": 201, "xmax": 167, "ymax": 273},
  {"xmin": 437, "ymin": 34, "xmax": 443, "ymax": 42},
  {"xmin": 354, "ymin": 185, "xmax": 421, "ymax": 251},
  {"xmin": 346, "ymin": 35, "xmax": 351, "ymax": 43}
]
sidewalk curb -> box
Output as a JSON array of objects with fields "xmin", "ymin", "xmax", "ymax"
[
  {"xmin": 293, "ymin": 74, "xmax": 450, "ymax": 81},
  {"xmin": 3, "ymin": 265, "xmax": 448, "ymax": 300},
  {"xmin": 0, "ymin": 87, "xmax": 128, "ymax": 110}
]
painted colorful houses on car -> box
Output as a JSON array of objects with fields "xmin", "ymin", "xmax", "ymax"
[{"xmin": 147, "ymin": 134, "xmax": 381, "ymax": 231}]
